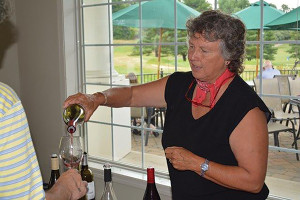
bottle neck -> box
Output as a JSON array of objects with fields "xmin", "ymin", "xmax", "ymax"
[
  {"xmin": 82, "ymin": 152, "xmax": 88, "ymax": 165},
  {"xmin": 147, "ymin": 168, "xmax": 155, "ymax": 184},
  {"xmin": 51, "ymin": 156, "xmax": 59, "ymax": 170},
  {"xmin": 104, "ymin": 168, "xmax": 112, "ymax": 182},
  {"xmin": 81, "ymin": 152, "xmax": 89, "ymax": 170},
  {"xmin": 81, "ymin": 165, "xmax": 89, "ymax": 170},
  {"xmin": 67, "ymin": 120, "xmax": 76, "ymax": 133},
  {"xmin": 104, "ymin": 181, "xmax": 113, "ymax": 187}
]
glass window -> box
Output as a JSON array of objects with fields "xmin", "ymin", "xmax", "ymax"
[{"xmin": 75, "ymin": 0, "xmax": 300, "ymax": 199}]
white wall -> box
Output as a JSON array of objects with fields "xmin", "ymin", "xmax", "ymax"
[
  {"xmin": 0, "ymin": 0, "xmax": 20, "ymax": 94},
  {"xmin": 14, "ymin": 0, "xmax": 66, "ymax": 180}
]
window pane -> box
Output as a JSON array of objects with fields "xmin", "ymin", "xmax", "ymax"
[
  {"xmin": 83, "ymin": 0, "xmax": 107, "ymax": 5},
  {"xmin": 84, "ymin": 46, "xmax": 111, "ymax": 76},
  {"xmin": 87, "ymin": 123, "xmax": 113, "ymax": 160},
  {"xmin": 113, "ymin": 45, "xmax": 141, "ymax": 77},
  {"xmin": 83, "ymin": 5, "xmax": 110, "ymax": 44}
]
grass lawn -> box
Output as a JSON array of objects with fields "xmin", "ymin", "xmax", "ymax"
[{"xmin": 113, "ymin": 40, "xmax": 298, "ymax": 75}]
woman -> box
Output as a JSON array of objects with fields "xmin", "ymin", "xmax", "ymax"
[{"xmin": 64, "ymin": 10, "xmax": 270, "ymax": 199}]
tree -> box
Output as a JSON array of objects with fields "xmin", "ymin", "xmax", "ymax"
[
  {"xmin": 245, "ymin": 30, "xmax": 257, "ymax": 61},
  {"xmin": 218, "ymin": 0, "xmax": 250, "ymax": 14},
  {"xmin": 281, "ymin": 4, "xmax": 290, "ymax": 13},
  {"xmin": 263, "ymin": 31, "xmax": 278, "ymax": 60},
  {"xmin": 113, "ymin": 1, "xmax": 137, "ymax": 40},
  {"xmin": 181, "ymin": 0, "xmax": 212, "ymax": 12},
  {"xmin": 287, "ymin": 32, "xmax": 300, "ymax": 61},
  {"xmin": 268, "ymin": 3, "xmax": 277, "ymax": 9},
  {"xmin": 131, "ymin": 28, "xmax": 158, "ymax": 56}
]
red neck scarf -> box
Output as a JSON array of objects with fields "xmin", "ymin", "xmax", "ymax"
[{"xmin": 193, "ymin": 68, "xmax": 234, "ymax": 108}]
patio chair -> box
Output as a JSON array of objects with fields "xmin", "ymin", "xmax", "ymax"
[
  {"xmin": 253, "ymin": 78, "xmax": 298, "ymax": 119},
  {"xmin": 274, "ymin": 75, "xmax": 297, "ymax": 112},
  {"xmin": 288, "ymin": 76, "xmax": 300, "ymax": 97},
  {"xmin": 287, "ymin": 76, "xmax": 300, "ymax": 114},
  {"xmin": 268, "ymin": 117, "xmax": 298, "ymax": 160},
  {"xmin": 253, "ymin": 78, "xmax": 299, "ymax": 160},
  {"xmin": 131, "ymin": 106, "xmax": 159, "ymax": 146}
]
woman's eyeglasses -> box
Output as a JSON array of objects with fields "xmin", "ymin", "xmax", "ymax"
[
  {"xmin": 185, "ymin": 75, "xmax": 234, "ymax": 108},
  {"xmin": 185, "ymin": 79, "xmax": 213, "ymax": 108}
]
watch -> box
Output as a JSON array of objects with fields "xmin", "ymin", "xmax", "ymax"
[{"xmin": 200, "ymin": 159, "xmax": 209, "ymax": 177}]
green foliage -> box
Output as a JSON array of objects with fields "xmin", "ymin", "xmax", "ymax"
[
  {"xmin": 218, "ymin": 0, "xmax": 250, "ymax": 14},
  {"xmin": 281, "ymin": 4, "xmax": 290, "ymax": 13},
  {"xmin": 287, "ymin": 44, "xmax": 299, "ymax": 60},
  {"xmin": 113, "ymin": 26, "xmax": 137, "ymax": 40},
  {"xmin": 112, "ymin": 0, "xmax": 130, "ymax": 12},
  {"xmin": 181, "ymin": 0, "xmax": 212, "ymax": 12},
  {"xmin": 274, "ymin": 30, "xmax": 292, "ymax": 41},
  {"xmin": 112, "ymin": 1, "xmax": 137, "ymax": 41},
  {"xmin": 245, "ymin": 46, "xmax": 257, "ymax": 61},
  {"xmin": 287, "ymin": 32, "xmax": 300, "ymax": 60},
  {"xmin": 263, "ymin": 31, "xmax": 278, "ymax": 60},
  {"xmin": 245, "ymin": 31, "xmax": 257, "ymax": 61},
  {"xmin": 268, "ymin": 3, "xmax": 277, "ymax": 8},
  {"xmin": 131, "ymin": 29, "xmax": 158, "ymax": 56},
  {"xmin": 245, "ymin": 30, "xmax": 278, "ymax": 61}
]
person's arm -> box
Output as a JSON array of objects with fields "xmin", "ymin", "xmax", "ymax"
[
  {"xmin": 165, "ymin": 107, "xmax": 268, "ymax": 193},
  {"xmin": 45, "ymin": 169, "xmax": 88, "ymax": 200},
  {"xmin": 63, "ymin": 76, "xmax": 169, "ymax": 121}
]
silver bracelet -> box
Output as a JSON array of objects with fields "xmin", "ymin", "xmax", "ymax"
[{"xmin": 100, "ymin": 92, "xmax": 108, "ymax": 105}]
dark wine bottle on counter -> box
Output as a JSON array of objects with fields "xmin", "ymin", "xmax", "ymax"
[
  {"xmin": 63, "ymin": 104, "xmax": 85, "ymax": 133},
  {"xmin": 143, "ymin": 167, "xmax": 161, "ymax": 200},
  {"xmin": 48, "ymin": 154, "xmax": 60, "ymax": 189},
  {"xmin": 80, "ymin": 152, "xmax": 95, "ymax": 200},
  {"xmin": 100, "ymin": 163, "xmax": 118, "ymax": 200}
]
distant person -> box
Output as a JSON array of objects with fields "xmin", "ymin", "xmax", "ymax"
[
  {"xmin": 126, "ymin": 72, "xmax": 138, "ymax": 84},
  {"xmin": 260, "ymin": 60, "xmax": 281, "ymax": 79}
]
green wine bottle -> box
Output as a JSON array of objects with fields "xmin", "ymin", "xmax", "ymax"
[
  {"xmin": 63, "ymin": 104, "xmax": 85, "ymax": 134},
  {"xmin": 48, "ymin": 154, "xmax": 60, "ymax": 189},
  {"xmin": 80, "ymin": 152, "xmax": 95, "ymax": 200}
]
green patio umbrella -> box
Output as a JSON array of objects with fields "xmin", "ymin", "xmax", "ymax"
[
  {"xmin": 113, "ymin": 0, "xmax": 200, "ymax": 77},
  {"xmin": 266, "ymin": 6, "xmax": 300, "ymax": 30},
  {"xmin": 234, "ymin": 1, "xmax": 284, "ymax": 76}
]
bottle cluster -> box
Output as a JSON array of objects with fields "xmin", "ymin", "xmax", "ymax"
[
  {"xmin": 49, "ymin": 154, "xmax": 161, "ymax": 200},
  {"xmin": 60, "ymin": 104, "xmax": 161, "ymax": 199}
]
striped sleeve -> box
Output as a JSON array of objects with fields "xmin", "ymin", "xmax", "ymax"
[{"xmin": 0, "ymin": 83, "xmax": 45, "ymax": 200}]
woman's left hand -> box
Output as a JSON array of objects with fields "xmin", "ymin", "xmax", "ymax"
[{"xmin": 165, "ymin": 146, "xmax": 201, "ymax": 172}]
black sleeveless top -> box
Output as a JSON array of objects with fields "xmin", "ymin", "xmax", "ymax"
[{"xmin": 162, "ymin": 72, "xmax": 270, "ymax": 200}]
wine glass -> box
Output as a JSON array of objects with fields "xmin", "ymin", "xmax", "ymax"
[{"xmin": 59, "ymin": 136, "xmax": 83, "ymax": 169}]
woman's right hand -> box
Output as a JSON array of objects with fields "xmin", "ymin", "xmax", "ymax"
[{"xmin": 63, "ymin": 92, "xmax": 102, "ymax": 122}]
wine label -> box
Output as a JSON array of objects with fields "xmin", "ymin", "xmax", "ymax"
[{"xmin": 86, "ymin": 181, "xmax": 95, "ymax": 199}]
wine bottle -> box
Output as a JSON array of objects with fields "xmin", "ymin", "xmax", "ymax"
[
  {"xmin": 63, "ymin": 104, "xmax": 85, "ymax": 134},
  {"xmin": 100, "ymin": 163, "xmax": 118, "ymax": 200},
  {"xmin": 143, "ymin": 167, "xmax": 161, "ymax": 200},
  {"xmin": 80, "ymin": 152, "xmax": 95, "ymax": 200},
  {"xmin": 48, "ymin": 154, "xmax": 60, "ymax": 189}
]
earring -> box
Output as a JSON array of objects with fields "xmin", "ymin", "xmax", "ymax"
[{"xmin": 225, "ymin": 61, "xmax": 230, "ymax": 65}]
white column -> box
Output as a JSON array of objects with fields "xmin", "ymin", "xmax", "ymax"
[{"xmin": 83, "ymin": 1, "xmax": 131, "ymax": 161}]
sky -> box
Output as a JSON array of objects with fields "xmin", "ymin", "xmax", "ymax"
[{"xmin": 206, "ymin": 0, "xmax": 299, "ymax": 9}]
